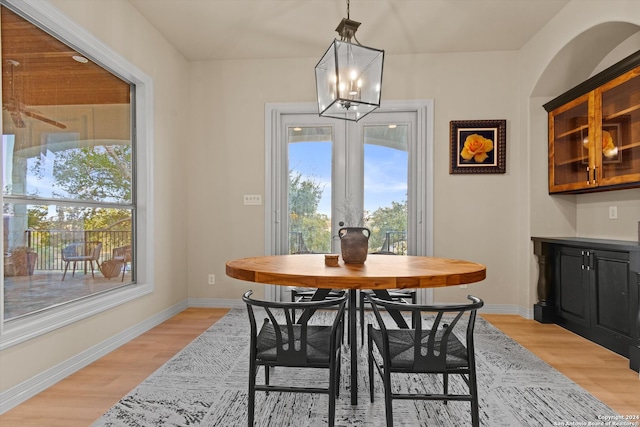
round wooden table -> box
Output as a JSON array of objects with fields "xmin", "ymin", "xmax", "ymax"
[{"xmin": 226, "ymin": 253, "xmax": 486, "ymax": 405}]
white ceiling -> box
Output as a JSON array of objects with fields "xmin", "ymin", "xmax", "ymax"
[{"xmin": 127, "ymin": 0, "xmax": 571, "ymax": 61}]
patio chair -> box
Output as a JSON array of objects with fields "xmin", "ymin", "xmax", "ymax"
[
  {"xmin": 61, "ymin": 241, "xmax": 102, "ymax": 281},
  {"xmin": 112, "ymin": 244, "xmax": 132, "ymax": 281}
]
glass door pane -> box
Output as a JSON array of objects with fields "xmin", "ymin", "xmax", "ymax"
[
  {"xmin": 287, "ymin": 126, "xmax": 333, "ymax": 254},
  {"xmin": 363, "ymin": 124, "xmax": 408, "ymax": 254},
  {"xmin": 599, "ymin": 70, "xmax": 640, "ymax": 183},
  {"xmin": 550, "ymin": 95, "xmax": 590, "ymax": 189}
]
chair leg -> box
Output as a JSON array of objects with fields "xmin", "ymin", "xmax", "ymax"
[
  {"xmin": 62, "ymin": 262, "xmax": 69, "ymax": 281},
  {"xmin": 469, "ymin": 370, "xmax": 480, "ymax": 427},
  {"xmin": 328, "ymin": 357, "xmax": 337, "ymax": 427},
  {"xmin": 247, "ymin": 359, "xmax": 257, "ymax": 426},
  {"xmin": 71, "ymin": 261, "xmax": 77, "ymax": 277},
  {"xmin": 382, "ymin": 363, "xmax": 394, "ymax": 427},
  {"xmin": 410, "ymin": 293, "xmax": 417, "ymax": 328},
  {"xmin": 336, "ymin": 329, "xmax": 342, "ymax": 398},
  {"xmin": 367, "ymin": 325, "xmax": 375, "ymax": 403},
  {"xmin": 90, "ymin": 260, "xmax": 95, "ymax": 278},
  {"xmin": 360, "ymin": 291, "xmax": 367, "ymax": 342},
  {"xmin": 443, "ymin": 372, "xmax": 449, "ymax": 405},
  {"xmin": 291, "ymin": 291, "xmax": 297, "ymax": 323}
]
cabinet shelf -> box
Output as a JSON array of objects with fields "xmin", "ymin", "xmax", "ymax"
[
  {"xmin": 555, "ymin": 102, "xmax": 640, "ymax": 139},
  {"xmin": 556, "ymin": 124, "xmax": 588, "ymax": 139},
  {"xmin": 604, "ymin": 102, "xmax": 640, "ymax": 121},
  {"xmin": 554, "ymin": 140, "xmax": 640, "ymax": 167}
]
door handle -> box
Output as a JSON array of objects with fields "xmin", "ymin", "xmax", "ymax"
[
  {"xmin": 586, "ymin": 167, "xmax": 590, "ymax": 184},
  {"xmin": 585, "ymin": 251, "xmax": 591, "ymax": 270}
]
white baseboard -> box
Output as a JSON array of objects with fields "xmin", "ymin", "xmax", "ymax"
[
  {"xmin": 188, "ymin": 297, "xmax": 245, "ymax": 309},
  {"xmin": 0, "ymin": 300, "xmax": 187, "ymax": 415},
  {"xmin": 479, "ymin": 303, "xmax": 534, "ymax": 319}
]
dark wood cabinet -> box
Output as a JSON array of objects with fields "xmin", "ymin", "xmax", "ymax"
[
  {"xmin": 532, "ymin": 237, "xmax": 640, "ymax": 372},
  {"xmin": 544, "ymin": 50, "xmax": 640, "ymax": 194},
  {"xmin": 555, "ymin": 246, "xmax": 590, "ymax": 332}
]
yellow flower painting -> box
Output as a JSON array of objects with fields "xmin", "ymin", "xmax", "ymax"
[
  {"xmin": 450, "ymin": 120, "xmax": 505, "ymax": 174},
  {"xmin": 460, "ymin": 133, "xmax": 494, "ymax": 163}
]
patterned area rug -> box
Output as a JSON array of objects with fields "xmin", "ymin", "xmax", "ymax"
[{"xmin": 93, "ymin": 308, "xmax": 618, "ymax": 426}]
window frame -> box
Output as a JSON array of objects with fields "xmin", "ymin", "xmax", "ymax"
[{"xmin": 0, "ymin": 0, "xmax": 154, "ymax": 349}]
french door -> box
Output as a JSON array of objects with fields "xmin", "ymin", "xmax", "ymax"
[{"xmin": 265, "ymin": 101, "xmax": 433, "ymax": 301}]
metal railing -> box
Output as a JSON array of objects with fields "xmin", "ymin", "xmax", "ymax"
[
  {"xmin": 379, "ymin": 231, "xmax": 407, "ymax": 255},
  {"xmin": 289, "ymin": 230, "xmax": 408, "ymax": 255},
  {"xmin": 24, "ymin": 229, "xmax": 132, "ymax": 271}
]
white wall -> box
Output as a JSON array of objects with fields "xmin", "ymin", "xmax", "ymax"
[{"xmin": 0, "ymin": 0, "xmax": 190, "ymax": 393}]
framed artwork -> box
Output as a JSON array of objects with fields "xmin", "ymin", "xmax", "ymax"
[{"xmin": 450, "ymin": 119, "xmax": 506, "ymax": 174}]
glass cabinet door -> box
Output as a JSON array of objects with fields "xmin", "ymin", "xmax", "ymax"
[
  {"xmin": 549, "ymin": 93, "xmax": 592, "ymax": 192},
  {"xmin": 597, "ymin": 67, "xmax": 640, "ymax": 186}
]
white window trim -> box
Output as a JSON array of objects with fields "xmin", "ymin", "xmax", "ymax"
[
  {"xmin": 264, "ymin": 100, "xmax": 434, "ymax": 302},
  {"xmin": 0, "ymin": 0, "xmax": 154, "ymax": 350}
]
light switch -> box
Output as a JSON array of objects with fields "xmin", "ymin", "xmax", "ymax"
[{"xmin": 243, "ymin": 195, "xmax": 262, "ymax": 205}]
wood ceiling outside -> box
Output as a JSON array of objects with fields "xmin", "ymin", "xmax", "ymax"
[{"xmin": 1, "ymin": 5, "xmax": 130, "ymax": 107}]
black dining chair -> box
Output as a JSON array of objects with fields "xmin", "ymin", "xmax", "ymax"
[
  {"xmin": 242, "ymin": 290, "xmax": 347, "ymax": 427},
  {"xmin": 365, "ymin": 293, "xmax": 484, "ymax": 427}
]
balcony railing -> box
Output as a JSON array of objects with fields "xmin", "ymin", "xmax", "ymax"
[
  {"xmin": 288, "ymin": 230, "xmax": 407, "ymax": 255},
  {"xmin": 379, "ymin": 231, "xmax": 407, "ymax": 255},
  {"xmin": 24, "ymin": 229, "xmax": 131, "ymax": 271}
]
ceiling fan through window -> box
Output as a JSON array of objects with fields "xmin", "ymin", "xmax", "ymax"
[{"xmin": 3, "ymin": 59, "xmax": 66, "ymax": 130}]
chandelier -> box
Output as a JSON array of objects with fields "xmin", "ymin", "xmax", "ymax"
[{"xmin": 314, "ymin": 0, "xmax": 384, "ymax": 122}]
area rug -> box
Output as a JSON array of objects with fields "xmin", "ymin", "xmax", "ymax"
[{"xmin": 93, "ymin": 308, "xmax": 619, "ymax": 426}]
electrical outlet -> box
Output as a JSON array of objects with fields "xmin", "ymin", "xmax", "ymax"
[
  {"xmin": 608, "ymin": 205, "xmax": 618, "ymax": 219},
  {"xmin": 208, "ymin": 274, "xmax": 215, "ymax": 285},
  {"xmin": 243, "ymin": 194, "xmax": 262, "ymax": 205}
]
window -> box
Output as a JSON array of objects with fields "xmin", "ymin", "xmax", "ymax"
[{"xmin": 0, "ymin": 0, "xmax": 153, "ymax": 348}]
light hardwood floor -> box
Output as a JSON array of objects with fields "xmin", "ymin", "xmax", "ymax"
[
  {"xmin": 482, "ymin": 314, "xmax": 640, "ymax": 416},
  {"xmin": 0, "ymin": 309, "xmax": 638, "ymax": 426}
]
